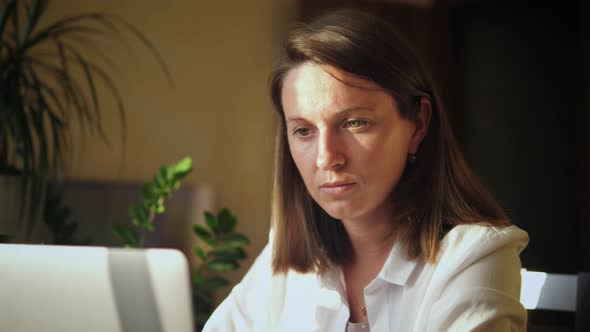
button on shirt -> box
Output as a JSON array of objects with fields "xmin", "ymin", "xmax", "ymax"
[{"xmin": 203, "ymin": 224, "xmax": 529, "ymax": 332}]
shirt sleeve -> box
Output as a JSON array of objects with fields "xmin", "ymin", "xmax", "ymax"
[
  {"xmin": 202, "ymin": 242, "xmax": 273, "ymax": 332},
  {"xmin": 427, "ymin": 226, "xmax": 528, "ymax": 332}
]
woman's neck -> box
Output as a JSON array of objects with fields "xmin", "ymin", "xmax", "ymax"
[
  {"xmin": 340, "ymin": 208, "xmax": 396, "ymax": 324},
  {"xmin": 341, "ymin": 209, "xmax": 396, "ymax": 265}
]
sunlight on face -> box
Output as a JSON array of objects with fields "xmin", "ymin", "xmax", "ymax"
[{"xmin": 281, "ymin": 62, "xmax": 415, "ymax": 223}]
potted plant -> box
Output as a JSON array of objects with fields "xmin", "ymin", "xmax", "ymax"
[
  {"xmin": 113, "ymin": 156, "xmax": 251, "ymax": 330},
  {"xmin": 0, "ymin": 0, "xmax": 170, "ymax": 242}
]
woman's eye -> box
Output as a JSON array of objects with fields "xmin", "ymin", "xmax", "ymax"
[
  {"xmin": 294, "ymin": 127, "xmax": 310, "ymax": 136},
  {"xmin": 344, "ymin": 119, "xmax": 367, "ymax": 129}
]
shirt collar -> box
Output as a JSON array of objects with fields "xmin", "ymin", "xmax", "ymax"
[
  {"xmin": 319, "ymin": 239, "xmax": 420, "ymax": 289},
  {"xmin": 377, "ymin": 238, "xmax": 420, "ymax": 286},
  {"xmin": 318, "ymin": 260, "xmax": 344, "ymax": 291}
]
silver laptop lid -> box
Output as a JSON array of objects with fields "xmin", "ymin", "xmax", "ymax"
[{"xmin": 0, "ymin": 244, "xmax": 194, "ymax": 332}]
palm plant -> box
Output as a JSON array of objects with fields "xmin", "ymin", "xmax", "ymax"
[{"xmin": 0, "ymin": 0, "xmax": 170, "ymax": 240}]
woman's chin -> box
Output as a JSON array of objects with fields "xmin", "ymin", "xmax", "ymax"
[{"xmin": 320, "ymin": 203, "xmax": 360, "ymax": 221}]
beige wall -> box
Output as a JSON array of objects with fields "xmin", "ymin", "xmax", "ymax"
[{"xmin": 43, "ymin": 0, "xmax": 297, "ymax": 300}]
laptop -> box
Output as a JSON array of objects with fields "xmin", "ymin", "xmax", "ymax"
[{"xmin": 0, "ymin": 244, "xmax": 194, "ymax": 332}]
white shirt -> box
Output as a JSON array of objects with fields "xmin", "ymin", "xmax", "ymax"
[{"xmin": 203, "ymin": 224, "xmax": 529, "ymax": 332}]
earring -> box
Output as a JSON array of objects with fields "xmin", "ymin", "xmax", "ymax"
[{"xmin": 408, "ymin": 153, "xmax": 417, "ymax": 164}]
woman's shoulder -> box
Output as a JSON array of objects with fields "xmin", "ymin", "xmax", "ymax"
[
  {"xmin": 424, "ymin": 224, "xmax": 529, "ymax": 331},
  {"xmin": 442, "ymin": 223, "xmax": 528, "ymax": 252},
  {"xmin": 436, "ymin": 223, "xmax": 529, "ymax": 268}
]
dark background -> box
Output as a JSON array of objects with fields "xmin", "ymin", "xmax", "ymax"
[{"xmin": 298, "ymin": 0, "xmax": 589, "ymax": 275}]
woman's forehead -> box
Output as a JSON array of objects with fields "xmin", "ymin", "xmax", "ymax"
[
  {"xmin": 288, "ymin": 63, "xmax": 381, "ymax": 90},
  {"xmin": 281, "ymin": 63, "xmax": 386, "ymax": 111},
  {"xmin": 281, "ymin": 64, "xmax": 397, "ymax": 121}
]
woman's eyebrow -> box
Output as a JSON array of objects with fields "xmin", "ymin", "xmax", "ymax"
[
  {"xmin": 339, "ymin": 106, "xmax": 375, "ymax": 116},
  {"xmin": 285, "ymin": 115, "xmax": 308, "ymax": 123},
  {"xmin": 327, "ymin": 106, "xmax": 376, "ymax": 119},
  {"xmin": 285, "ymin": 106, "xmax": 375, "ymax": 124}
]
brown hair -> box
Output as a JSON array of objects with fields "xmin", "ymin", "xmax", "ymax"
[{"xmin": 270, "ymin": 9, "xmax": 510, "ymax": 274}]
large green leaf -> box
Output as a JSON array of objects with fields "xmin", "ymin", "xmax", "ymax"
[
  {"xmin": 192, "ymin": 271, "xmax": 204, "ymax": 286},
  {"xmin": 194, "ymin": 247, "xmax": 206, "ymax": 262},
  {"xmin": 218, "ymin": 232, "xmax": 249, "ymax": 248},
  {"xmin": 217, "ymin": 208, "xmax": 236, "ymax": 233},
  {"xmin": 204, "ymin": 211, "xmax": 218, "ymax": 234},
  {"xmin": 200, "ymin": 276, "xmax": 229, "ymax": 291},
  {"xmin": 205, "ymin": 259, "xmax": 239, "ymax": 273},
  {"xmin": 193, "ymin": 225, "xmax": 214, "ymax": 246},
  {"xmin": 209, "ymin": 246, "xmax": 246, "ymax": 260}
]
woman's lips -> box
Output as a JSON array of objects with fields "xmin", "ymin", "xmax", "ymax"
[{"xmin": 319, "ymin": 182, "xmax": 356, "ymax": 195}]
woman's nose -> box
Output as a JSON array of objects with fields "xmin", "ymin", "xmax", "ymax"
[{"xmin": 316, "ymin": 131, "xmax": 346, "ymax": 170}]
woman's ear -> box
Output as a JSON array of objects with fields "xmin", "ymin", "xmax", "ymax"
[{"xmin": 409, "ymin": 97, "xmax": 432, "ymax": 154}]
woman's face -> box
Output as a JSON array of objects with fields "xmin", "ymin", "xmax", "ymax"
[{"xmin": 281, "ymin": 62, "xmax": 423, "ymax": 222}]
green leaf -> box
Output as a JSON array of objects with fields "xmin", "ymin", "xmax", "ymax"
[
  {"xmin": 206, "ymin": 259, "xmax": 239, "ymax": 272},
  {"xmin": 204, "ymin": 211, "xmax": 218, "ymax": 233},
  {"xmin": 192, "ymin": 271, "xmax": 204, "ymax": 286},
  {"xmin": 201, "ymin": 276, "xmax": 229, "ymax": 291},
  {"xmin": 209, "ymin": 246, "xmax": 246, "ymax": 260},
  {"xmin": 67, "ymin": 46, "xmax": 106, "ymax": 143},
  {"xmin": 217, "ymin": 208, "xmax": 236, "ymax": 233},
  {"xmin": 194, "ymin": 247, "xmax": 206, "ymax": 261},
  {"xmin": 102, "ymin": 14, "xmax": 174, "ymax": 84},
  {"xmin": 193, "ymin": 225, "xmax": 214, "ymax": 246},
  {"xmin": 0, "ymin": 1, "xmax": 17, "ymax": 37},
  {"xmin": 218, "ymin": 232, "xmax": 249, "ymax": 248},
  {"xmin": 112, "ymin": 224, "xmax": 139, "ymax": 247},
  {"xmin": 168, "ymin": 156, "xmax": 192, "ymax": 182},
  {"xmin": 154, "ymin": 168, "xmax": 169, "ymax": 189},
  {"xmin": 140, "ymin": 183, "xmax": 160, "ymax": 202},
  {"xmin": 20, "ymin": 0, "xmax": 45, "ymax": 44},
  {"xmin": 193, "ymin": 287, "xmax": 212, "ymax": 305},
  {"xmin": 129, "ymin": 202, "xmax": 151, "ymax": 230}
]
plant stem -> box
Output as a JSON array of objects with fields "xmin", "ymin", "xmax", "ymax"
[{"xmin": 138, "ymin": 209, "xmax": 156, "ymax": 247}]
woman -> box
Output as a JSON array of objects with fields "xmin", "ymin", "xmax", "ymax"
[{"xmin": 204, "ymin": 9, "xmax": 528, "ymax": 332}]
